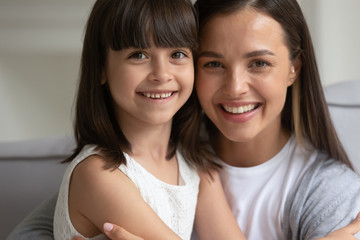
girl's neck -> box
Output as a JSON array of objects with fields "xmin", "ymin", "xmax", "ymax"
[
  {"xmin": 120, "ymin": 118, "xmax": 180, "ymax": 185},
  {"xmin": 120, "ymin": 118, "xmax": 173, "ymax": 162},
  {"xmin": 212, "ymin": 127, "xmax": 291, "ymax": 168}
]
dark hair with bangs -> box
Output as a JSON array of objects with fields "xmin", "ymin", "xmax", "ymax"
[
  {"xmin": 64, "ymin": 0, "xmax": 216, "ymax": 170},
  {"xmin": 107, "ymin": 0, "xmax": 198, "ymax": 51},
  {"xmin": 195, "ymin": 0, "xmax": 352, "ymax": 168}
]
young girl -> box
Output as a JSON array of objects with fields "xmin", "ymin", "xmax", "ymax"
[{"xmin": 53, "ymin": 0, "xmax": 244, "ymax": 239}]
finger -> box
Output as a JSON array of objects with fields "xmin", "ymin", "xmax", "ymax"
[
  {"xmin": 341, "ymin": 212, "xmax": 360, "ymax": 235},
  {"xmin": 71, "ymin": 237, "xmax": 85, "ymax": 240},
  {"xmin": 103, "ymin": 223, "xmax": 144, "ymax": 240}
]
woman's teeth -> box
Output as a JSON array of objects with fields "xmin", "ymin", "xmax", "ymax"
[
  {"xmin": 223, "ymin": 104, "xmax": 257, "ymax": 114},
  {"xmin": 143, "ymin": 92, "xmax": 173, "ymax": 99}
]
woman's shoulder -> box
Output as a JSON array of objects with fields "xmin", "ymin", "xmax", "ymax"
[
  {"xmin": 308, "ymin": 154, "xmax": 359, "ymax": 183},
  {"xmin": 284, "ymin": 154, "xmax": 360, "ymax": 239}
]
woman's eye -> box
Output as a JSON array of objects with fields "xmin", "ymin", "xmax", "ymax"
[
  {"xmin": 129, "ymin": 52, "xmax": 147, "ymax": 60},
  {"xmin": 250, "ymin": 60, "xmax": 269, "ymax": 68},
  {"xmin": 172, "ymin": 51, "xmax": 187, "ymax": 59},
  {"xmin": 204, "ymin": 61, "xmax": 223, "ymax": 68}
]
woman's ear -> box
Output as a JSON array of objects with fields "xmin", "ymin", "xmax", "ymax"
[
  {"xmin": 288, "ymin": 55, "xmax": 302, "ymax": 86},
  {"xmin": 101, "ymin": 71, "xmax": 106, "ymax": 85}
]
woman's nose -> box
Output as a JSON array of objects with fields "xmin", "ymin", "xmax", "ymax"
[{"xmin": 222, "ymin": 69, "xmax": 249, "ymax": 97}]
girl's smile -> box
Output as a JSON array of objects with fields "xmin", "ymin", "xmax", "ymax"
[
  {"xmin": 104, "ymin": 46, "xmax": 194, "ymax": 130},
  {"xmin": 140, "ymin": 91, "xmax": 175, "ymax": 99}
]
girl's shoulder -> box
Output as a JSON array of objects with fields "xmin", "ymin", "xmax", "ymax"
[
  {"xmin": 68, "ymin": 150, "xmax": 146, "ymax": 237},
  {"xmin": 69, "ymin": 149, "xmax": 183, "ymax": 240},
  {"xmin": 70, "ymin": 147, "xmax": 135, "ymax": 198}
]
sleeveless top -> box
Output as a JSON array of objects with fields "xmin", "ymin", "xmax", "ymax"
[{"xmin": 54, "ymin": 145, "xmax": 200, "ymax": 240}]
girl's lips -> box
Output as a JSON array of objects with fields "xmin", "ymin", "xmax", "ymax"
[
  {"xmin": 138, "ymin": 91, "xmax": 176, "ymax": 100},
  {"xmin": 142, "ymin": 92, "xmax": 173, "ymax": 99}
]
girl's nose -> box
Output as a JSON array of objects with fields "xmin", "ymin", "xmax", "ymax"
[{"xmin": 148, "ymin": 59, "xmax": 172, "ymax": 83}]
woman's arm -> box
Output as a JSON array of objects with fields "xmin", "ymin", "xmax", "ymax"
[
  {"xmin": 284, "ymin": 160, "xmax": 360, "ymax": 240},
  {"xmin": 71, "ymin": 215, "xmax": 360, "ymax": 240},
  {"xmin": 69, "ymin": 155, "xmax": 181, "ymax": 240},
  {"xmin": 194, "ymin": 170, "xmax": 246, "ymax": 240},
  {"xmin": 317, "ymin": 213, "xmax": 360, "ymax": 240}
]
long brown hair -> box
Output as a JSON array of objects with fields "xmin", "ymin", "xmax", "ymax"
[
  {"xmin": 65, "ymin": 0, "xmax": 216, "ymax": 170},
  {"xmin": 194, "ymin": 0, "xmax": 352, "ymax": 168}
]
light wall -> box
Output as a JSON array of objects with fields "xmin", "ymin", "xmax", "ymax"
[
  {"xmin": 0, "ymin": 0, "xmax": 94, "ymax": 142},
  {"xmin": 0, "ymin": 0, "xmax": 359, "ymax": 142},
  {"xmin": 300, "ymin": 0, "xmax": 360, "ymax": 85}
]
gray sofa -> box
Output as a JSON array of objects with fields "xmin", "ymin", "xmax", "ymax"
[
  {"xmin": 0, "ymin": 136, "xmax": 73, "ymax": 239},
  {"xmin": 1, "ymin": 80, "xmax": 360, "ymax": 239}
]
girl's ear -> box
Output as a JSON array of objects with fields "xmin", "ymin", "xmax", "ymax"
[{"xmin": 288, "ymin": 55, "xmax": 302, "ymax": 86}]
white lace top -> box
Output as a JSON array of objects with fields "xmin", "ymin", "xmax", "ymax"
[{"xmin": 54, "ymin": 145, "xmax": 200, "ymax": 240}]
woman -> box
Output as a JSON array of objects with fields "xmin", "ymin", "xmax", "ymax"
[
  {"xmin": 7, "ymin": 0, "xmax": 360, "ymax": 239},
  {"xmin": 193, "ymin": 0, "xmax": 360, "ymax": 239}
]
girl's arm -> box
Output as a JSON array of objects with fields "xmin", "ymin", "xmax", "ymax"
[
  {"xmin": 194, "ymin": 170, "xmax": 246, "ymax": 240},
  {"xmin": 69, "ymin": 155, "xmax": 181, "ymax": 240}
]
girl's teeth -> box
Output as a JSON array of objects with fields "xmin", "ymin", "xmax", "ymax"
[
  {"xmin": 143, "ymin": 92, "xmax": 172, "ymax": 99},
  {"xmin": 223, "ymin": 104, "xmax": 256, "ymax": 114}
]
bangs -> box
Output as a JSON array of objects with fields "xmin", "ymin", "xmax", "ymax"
[{"xmin": 107, "ymin": 0, "xmax": 198, "ymax": 51}]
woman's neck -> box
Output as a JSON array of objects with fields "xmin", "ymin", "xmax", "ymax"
[{"xmin": 212, "ymin": 128, "xmax": 291, "ymax": 168}]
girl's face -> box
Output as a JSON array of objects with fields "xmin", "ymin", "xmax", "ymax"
[
  {"xmin": 196, "ymin": 9, "xmax": 297, "ymax": 143},
  {"xmin": 104, "ymin": 46, "xmax": 194, "ymax": 130}
]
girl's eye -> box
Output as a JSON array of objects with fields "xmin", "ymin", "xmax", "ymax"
[
  {"xmin": 204, "ymin": 61, "xmax": 223, "ymax": 68},
  {"xmin": 171, "ymin": 51, "xmax": 187, "ymax": 59},
  {"xmin": 250, "ymin": 60, "xmax": 269, "ymax": 68},
  {"xmin": 129, "ymin": 52, "xmax": 147, "ymax": 60}
]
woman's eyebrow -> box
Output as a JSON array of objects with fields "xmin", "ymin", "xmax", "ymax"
[
  {"xmin": 197, "ymin": 51, "xmax": 223, "ymax": 58},
  {"xmin": 244, "ymin": 49, "xmax": 275, "ymax": 58},
  {"xmin": 197, "ymin": 49, "xmax": 275, "ymax": 59}
]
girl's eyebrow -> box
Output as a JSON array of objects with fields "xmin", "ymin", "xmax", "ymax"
[{"xmin": 244, "ymin": 49, "xmax": 275, "ymax": 58}]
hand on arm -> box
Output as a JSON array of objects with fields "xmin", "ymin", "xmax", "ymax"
[
  {"xmin": 72, "ymin": 169, "xmax": 246, "ymax": 240},
  {"xmin": 72, "ymin": 212, "xmax": 360, "ymax": 240},
  {"xmin": 316, "ymin": 213, "xmax": 360, "ymax": 240},
  {"xmin": 72, "ymin": 223, "xmax": 144, "ymax": 240},
  {"xmin": 194, "ymin": 170, "xmax": 246, "ymax": 240},
  {"xmin": 70, "ymin": 156, "xmax": 181, "ymax": 240}
]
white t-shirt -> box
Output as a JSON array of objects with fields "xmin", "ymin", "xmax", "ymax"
[{"xmin": 217, "ymin": 135, "xmax": 317, "ymax": 240}]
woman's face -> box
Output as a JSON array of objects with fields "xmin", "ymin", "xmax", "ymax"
[{"xmin": 196, "ymin": 9, "xmax": 297, "ymax": 143}]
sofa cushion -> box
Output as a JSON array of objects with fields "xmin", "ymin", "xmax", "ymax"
[
  {"xmin": 0, "ymin": 135, "xmax": 73, "ymax": 239},
  {"xmin": 0, "ymin": 135, "xmax": 74, "ymax": 159}
]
